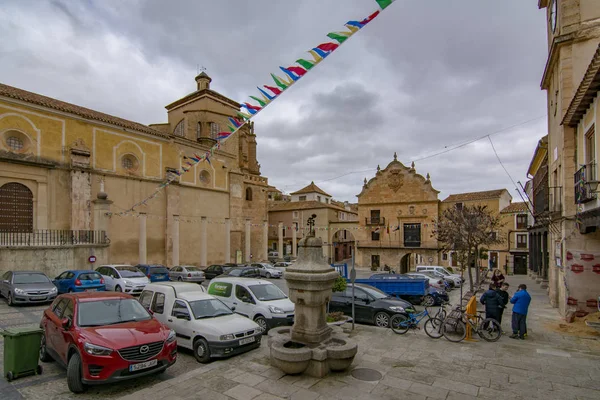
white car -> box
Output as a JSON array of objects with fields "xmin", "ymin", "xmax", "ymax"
[
  {"xmin": 139, "ymin": 282, "xmax": 260, "ymax": 363},
  {"xmin": 250, "ymin": 263, "xmax": 282, "ymax": 279},
  {"xmin": 95, "ymin": 265, "xmax": 149, "ymax": 294},
  {"xmin": 208, "ymin": 277, "xmax": 294, "ymax": 333},
  {"xmin": 273, "ymin": 262, "xmax": 293, "ymax": 272},
  {"xmin": 416, "ymin": 266, "xmax": 464, "ymax": 284},
  {"xmin": 406, "ymin": 272, "xmax": 445, "ymax": 290}
]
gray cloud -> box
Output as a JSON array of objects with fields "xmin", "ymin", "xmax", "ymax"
[{"xmin": 0, "ymin": 0, "xmax": 548, "ymax": 203}]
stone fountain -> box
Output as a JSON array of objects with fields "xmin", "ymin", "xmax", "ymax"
[{"xmin": 268, "ymin": 215, "xmax": 358, "ymax": 378}]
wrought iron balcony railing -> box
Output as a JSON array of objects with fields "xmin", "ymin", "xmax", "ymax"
[
  {"xmin": 365, "ymin": 217, "xmax": 385, "ymax": 226},
  {"xmin": 574, "ymin": 162, "xmax": 597, "ymax": 204}
]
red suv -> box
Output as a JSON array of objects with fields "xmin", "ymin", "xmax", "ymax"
[{"xmin": 39, "ymin": 292, "xmax": 177, "ymax": 393}]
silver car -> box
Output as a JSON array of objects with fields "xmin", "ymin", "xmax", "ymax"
[
  {"xmin": 169, "ymin": 265, "xmax": 205, "ymax": 283},
  {"xmin": 0, "ymin": 271, "xmax": 58, "ymax": 306},
  {"xmin": 251, "ymin": 263, "xmax": 282, "ymax": 279}
]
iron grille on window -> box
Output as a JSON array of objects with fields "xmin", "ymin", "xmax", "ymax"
[
  {"xmin": 0, "ymin": 182, "xmax": 33, "ymax": 232},
  {"xmin": 403, "ymin": 223, "xmax": 421, "ymax": 247},
  {"xmin": 7, "ymin": 136, "xmax": 24, "ymax": 151}
]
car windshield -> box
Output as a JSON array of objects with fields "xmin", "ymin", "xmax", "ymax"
[
  {"xmin": 189, "ymin": 299, "xmax": 233, "ymax": 319},
  {"xmin": 437, "ymin": 269, "xmax": 451, "ymax": 276},
  {"xmin": 78, "ymin": 299, "xmax": 151, "ymax": 327},
  {"xmin": 78, "ymin": 272, "xmax": 102, "ymax": 281},
  {"xmin": 226, "ymin": 269, "xmax": 242, "ymax": 276},
  {"xmin": 149, "ymin": 267, "xmax": 169, "ymax": 274},
  {"xmin": 116, "ymin": 266, "xmax": 145, "ymax": 278},
  {"xmin": 184, "ymin": 267, "xmax": 201, "ymax": 272},
  {"xmin": 357, "ymin": 285, "xmax": 389, "ymax": 299},
  {"xmin": 13, "ymin": 273, "xmax": 50, "ymax": 284},
  {"xmin": 249, "ymin": 284, "xmax": 286, "ymax": 301}
]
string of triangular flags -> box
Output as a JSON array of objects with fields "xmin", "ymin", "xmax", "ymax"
[{"xmin": 112, "ymin": 0, "xmax": 397, "ymax": 217}]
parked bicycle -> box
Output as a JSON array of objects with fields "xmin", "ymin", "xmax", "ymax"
[
  {"xmin": 441, "ymin": 308, "xmax": 502, "ymax": 342},
  {"xmin": 390, "ymin": 306, "xmax": 444, "ymax": 339}
]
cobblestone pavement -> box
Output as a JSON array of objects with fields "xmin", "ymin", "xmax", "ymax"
[{"xmin": 1, "ymin": 274, "xmax": 599, "ymax": 399}]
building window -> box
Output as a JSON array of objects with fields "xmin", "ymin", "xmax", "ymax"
[
  {"xmin": 293, "ymin": 211, "xmax": 299, "ymax": 219},
  {"xmin": 586, "ymin": 126, "xmax": 596, "ymax": 180},
  {"xmin": 371, "ymin": 230, "xmax": 380, "ymax": 241},
  {"xmin": 199, "ymin": 170, "xmax": 211, "ymax": 185},
  {"xmin": 282, "ymin": 226, "xmax": 286, "ymax": 238},
  {"xmin": 246, "ymin": 187, "xmax": 253, "ymax": 201},
  {"xmin": 210, "ymin": 122, "xmax": 219, "ymax": 139},
  {"xmin": 516, "ymin": 234, "xmax": 527, "ymax": 249},
  {"xmin": 121, "ymin": 154, "xmax": 139, "ymax": 172},
  {"xmin": 490, "ymin": 231, "xmax": 497, "ymax": 240},
  {"xmin": 0, "ymin": 182, "xmax": 33, "ymax": 233},
  {"xmin": 371, "ymin": 255, "xmax": 380, "ymax": 269},
  {"xmin": 455, "ymin": 202, "xmax": 463, "ymax": 211},
  {"xmin": 299, "ymin": 195, "xmax": 307, "ymax": 201},
  {"xmin": 173, "ymin": 119, "xmax": 185, "ymax": 137},
  {"xmin": 317, "ymin": 196, "xmax": 321, "ymax": 202},
  {"xmin": 442, "ymin": 253, "xmax": 448, "ymax": 261},
  {"xmin": 196, "ymin": 122, "xmax": 202, "ymax": 139},
  {"xmin": 370, "ymin": 210, "xmax": 381, "ymax": 224},
  {"xmin": 6, "ymin": 136, "xmax": 24, "ymax": 151},
  {"xmin": 403, "ymin": 223, "xmax": 421, "ymax": 247},
  {"xmin": 325, "ymin": 198, "xmax": 329, "ymax": 204},
  {"xmin": 516, "ymin": 214, "xmax": 527, "ymax": 229}
]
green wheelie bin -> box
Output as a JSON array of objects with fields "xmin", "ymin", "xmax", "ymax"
[{"xmin": 1, "ymin": 326, "xmax": 44, "ymax": 381}]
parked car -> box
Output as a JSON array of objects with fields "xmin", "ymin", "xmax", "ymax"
[
  {"xmin": 416, "ymin": 266, "xmax": 464, "ymax": 283},
  {"xmin": 208, "ymin": 278, "xmax": 294, "ymax": 333},
  {"xmin": 0, "ymin": 271, "xmax": 58, "ymax": 306},
  {"xmin": 139, "ymin": 283, "xmax": 261, "ymax": 363},
  {"xmin": 39, "ymin": 292, "xmax": 177, "ymax": 393},
  {"xmin": 427, "ymin": 270, "xmax": 458, "ymax": 288},
  {"xmin": 405, "ymin": 272, "xmax": 446, "ymax": 290},
  {"xmin": 95, "ymin": 265, "xmax": 149, "ymax": 294},
  {"xmin": 135, "ymin": 264, "xmax": 171, "ymax": 283},
  {"xmin": 250, "ymin": 263, "xmax": 282, "ymax": 279},
  {"xmin": 221, "ymin": 267, "xmax": 261, "ymax": 278},
  {"xmin": 267, "ymin": 251, "xmax": 279, "ymax": 262},
  {"xmin": 204, "ymin": 265, "xmax": 234, "ymax": 280},
  {"xmin": 169, "ymin": 265, "xmax": 205, "ymax": 283},
  {"xmin": 328, "ymin": 283, "xmax": 415, "ymax": 328},
  {"xmin": 273, "ymin": 262, "xmax": 293, "ymax": 272},
  {"xmin": 53, "ymin": 270, "xmax": 105, "ymax": 294}
]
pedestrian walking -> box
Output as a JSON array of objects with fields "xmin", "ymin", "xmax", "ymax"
[
  {"xmin": 480, "ymin": 283, "xmax": 503, "ymax": 325},
  {"xmin": 491, "ymin": 268, "xmax": 505, "ymax": 289},
  {"xmin": 510, "ymin": 284, "xmax": 531, "ymax": 340},
  {"xmin": 496, "ymin": 282, "xmax": 510, "ymax": 328}
]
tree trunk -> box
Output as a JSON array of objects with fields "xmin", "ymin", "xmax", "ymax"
[
  {"xmin": 474, "ymin": 246, "xmax": 481, "ymax": 285},
  {"xmin": 467, "ymin": 252, "xmax": 475, "ymax": 293}
]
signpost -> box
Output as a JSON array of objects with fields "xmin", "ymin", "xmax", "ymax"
[
  {"xmin": 351, "ymin": 251, "xmax": 356, "ymax": 331},
  {"xmin": 88, "ymin": 255, "xmax": 96, "ymax": 263}
]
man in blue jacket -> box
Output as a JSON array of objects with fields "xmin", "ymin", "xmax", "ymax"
[
  {"xmin": 480, "ymin": 283, "xmax": 503, "ymax": 323},
  {"xmin": 510, "ymin": 284, "xmax": 531, "ymax": 339}
]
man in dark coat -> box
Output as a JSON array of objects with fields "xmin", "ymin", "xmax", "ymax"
[
  {"xmin": 496, "ymin": 282, "xmax": 510, "ymax": 330},
  {"xmin": 480, "ymin": 283, "xmax": 503, "ymax": 323}
]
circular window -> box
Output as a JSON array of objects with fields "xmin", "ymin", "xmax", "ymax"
[
  {"xmin": 2, "ymin": 131, "xmax": 30, "ymax": 154},
  {"xmin": 199, "ymin": 170, "xmax": 211, "ymax": 185},
  {"xmin": 121, "ymin": 155, "xmax": 139, "ymax": 172},
  {"xmin": 7, "ymin": 136, "xmax": 24, "ymax": 151}
]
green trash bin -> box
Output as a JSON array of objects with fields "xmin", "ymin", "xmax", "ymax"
[{"xmin": 1, "ymin": 326, "xmax": 44, "ymax": 381}]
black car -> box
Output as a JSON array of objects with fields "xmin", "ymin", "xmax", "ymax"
[
  {"xmin": 329, "ymin": 283, "xmax": 415, "ymax": 328},
  {"xmin": 221, "ymin": 267, "xmax": 261, "ymax": 278},
  {"xmin": 203, "ymin": 265, "xmax": 234, "ymax": 280}
]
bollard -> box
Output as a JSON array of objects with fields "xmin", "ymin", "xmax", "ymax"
[{"xmin": 465, "ymin": 295, "xmax": 477, "ymax": 341}]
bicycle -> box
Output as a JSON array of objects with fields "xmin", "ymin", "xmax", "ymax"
[
  {"xmin": 389, "ymin": 307, "xmax": 444, "ymax": 339},
  {"xmin": 441, "ymin": 309, "xmax": 502, "ymax": 342},
  {"xmin": 433, "ymin": 301, "xmax": 451, "ymax": 321}
]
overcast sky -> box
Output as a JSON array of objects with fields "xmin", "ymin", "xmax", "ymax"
[{"xmin": 0, "ymin": 0, "xmax": 548, "ymax": 203}]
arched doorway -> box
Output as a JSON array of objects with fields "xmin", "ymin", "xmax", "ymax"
[
  {"xmin": 400, "ymin": 253, "xmax": 419, "ymax": 274},
  {"xmin": 331, "ymin": 229, "xmax": 356, "ymax": 263},
  {"xmin": 0, "ymin": 182, "xmax": 33, "ymax": 232}
]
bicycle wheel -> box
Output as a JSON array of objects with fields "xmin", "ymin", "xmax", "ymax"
[
  {"xmin": 390, "ymin": 314, "xmax": 410, "ymax": 334},
  {"xmin": 424, "ymin": 317, "xmax": 443, "ymax": 339},
  {"xmin": 434, "ymin": 307, "xmax": 447, "ymax": 321},
  {"xmin": 478, "ymin": 318, "xmax": 502, "ymax": 342},
  {"xmin": 441, "ymin": 317, "xmax": 467, "ymax": 342}
]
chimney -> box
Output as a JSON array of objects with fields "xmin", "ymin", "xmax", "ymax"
[{"xmin": 195, "ymin": 72, "xmax": 212, "ymax": 91}]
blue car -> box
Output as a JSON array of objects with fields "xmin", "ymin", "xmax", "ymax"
[
  {"xmin": 135, "ymin": 264, "xmax": 171, "ymax": 282},
  {"xmin": 53, "ymin": 270, "xmax": 106, "ymax": 293}
]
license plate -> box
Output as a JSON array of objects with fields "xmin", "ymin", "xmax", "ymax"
[
  {"xmin": 239, "ymin": 337, "xmax": 256, "ymax": 346},
  {"xmin": 85, "ymin": 289, "xmax": 96, "ymax": 292},
  {"xmin": 129, "ymin": 359, "xmax": 158, "ymax": 372},
  {"xmin": 156, "ymin": 275, "xmax": 165, "ymax": 279},
  {"xmin": 31, "ymin": 296, "xmax": 46, "ymax": 300}
]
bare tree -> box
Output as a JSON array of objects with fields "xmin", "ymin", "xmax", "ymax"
[{"xmin": 434, "ymin": 205, "xmax": 504, "ymax": 293}]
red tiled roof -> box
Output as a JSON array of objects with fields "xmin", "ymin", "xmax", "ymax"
[
  {"xmin": 442, "ymin": 189, "xmax": 508, "ymax": 203},
  {"xmin": 290, "ymin": 181, "xmax": 331, "ymax": 197},
  {"xmin": 0, "ymin": 83, "xmax": 168, "ymax": 138},
  {"xmin": 500, "ymin": 202, "xmax": 529, "ymax": 214},
  {"xmin": 268, "ymin": 200, "xmax": 356, "ymax": 214}
]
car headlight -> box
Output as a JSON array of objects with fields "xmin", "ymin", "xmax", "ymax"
[
  {"xmin": 268, "ymin": 305, "xmax": 285, "ymax": 314},
  {"xmin": 14, "ymin": 288, "xmax": 25, "ymax": 295},
  {"xmin": 50, "ymin": 287, "xmax": 58, "ymax": 293},
  {"xmin": 84, "ymin": 343, "xmax": 113, "ymax": 356},
  {"xmin": 389, "ymin": 306, "xmax": 404, "ymax": 312},
  {"xmin": 122, "ymin": 280, "xmax": 132, "ymax": 286},
  {"xmin": 220, "ymin": 334, "xmax": 235, "ymax": 341},
  {"xmin": 166, "ymin": 329, "xmax": 176, "ymax": 343}
]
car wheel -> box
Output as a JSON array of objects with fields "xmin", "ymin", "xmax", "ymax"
[
  {"xmin": 36, "ymin": 365, "xmax": 43, "ymax": 375},
  {"xmin": 422, "ymin": 295, "xmax": 435, "ymax": 307},
  {"xmin": 6, "ymin": 371, "xmax": 14, "ymax": 382},
  {"xmin": 115, "ymin": 285, "xmax": 122, "ymax": 292},
  {"xmin": 67, "ymin": 353, "xmax": 86, "ymax": 393},
  {"xmin": 7, "ymin": 292, "xmax": 14, "ymax": 306},
  {"xmin": 39, "ymin": 333, "xmax": 53, "ymax": 362},
  {"xmin": 193, "ymin": 338, "xmax": 211, "ymax": 363},
  {"xmin": 178, "ymin": 277, "xmax": 183, "ymax": 282},
  {"xmin": 374, "ymin": 312, "xmax": 391, "ymax": 328},
  {"xmin": 68, "ymin": 288, "xmax": 73, "ymax": 293},
  {"xmin": 266, "ymin": 273, "xmax": 271, "ymax": 279},
  {"xmin": 254, "ymin": 315, "xmax": 268, "ymax": 334}
]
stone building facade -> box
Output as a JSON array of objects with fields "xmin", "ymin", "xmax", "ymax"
[
  {"xmin": 536, "ymin": 0, "xmax": 600, "ymax": 315},
  {"xmin": 0, "ymin": 73, "xmax": 269, "ymax": 276},
  {"xmin": 355, "ymin": 154, "xmax": 440, "ymax": 272}
]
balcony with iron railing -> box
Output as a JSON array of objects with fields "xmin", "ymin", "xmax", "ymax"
[
  {"xmin": 365, "ymin": 217, "xmax": 386, "ymax": 226},
  {"xmin": 574, "ymin": 162, "xmax": 598, "ymax": 204},
  {"xmin": 0, "ymin": 230, "xmax": 110, "ymax": 247}
]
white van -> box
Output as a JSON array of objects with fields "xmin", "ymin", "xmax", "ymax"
[
  {"xmin": 138, "ymin": 282, "xmax": 261, "ymax": 363},
  {"xmin": 415, "ymin": 266, "xmax": 464, "ymax": 284},
  {"xmin": 207, "ymin": 277, "xmax": 294, "ymax": 333}
]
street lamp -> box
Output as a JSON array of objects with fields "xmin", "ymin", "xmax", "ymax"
[{"xmin": 586, "ymin": 180, "xmax": 600, "ymax": 193}]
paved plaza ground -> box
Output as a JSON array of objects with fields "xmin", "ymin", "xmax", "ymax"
[{"xmin": 1, "ymin": 274, "xmax": 599, "ymax": 399}]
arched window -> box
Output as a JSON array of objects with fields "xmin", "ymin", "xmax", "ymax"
[
  {"xmin": 210, "ymin": 122, "xmax": 219, "ymax": 139},
  {"xmin": 196, "ymin": 122, "xmax": 202, "ymax": 139},
  {"xmin": 121, "ymin": 154, "xmax": 139, "ymax": 172},
  {"xmin": 173, "ymin": 120, "xmax": 185, "ymax": 137},
  {"xmin": 0, "ymin": 183, "xmax": 33, "ymax": 232},
  {"xmin": 2, "ymin": 130, "xmax": 31, "ymax": 154},
  {"xmin": 246, "ymin": 187, "xmax": 253, "ymax": 201}
]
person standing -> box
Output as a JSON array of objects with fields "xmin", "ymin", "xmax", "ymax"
[
  {"xmin": 496, "ymin": 282, "xmax": 510, "ymax": 329},
  {"xmin": 480, "ymin": 283, "xmax": 503, "ymax": 324},
  {"xmin": 510, "ymin": 284, "xmax": 531, "ymax": 340},
  {"xmin": 491, "ymin": 269, "xmax": 505, "ymax": 289}
]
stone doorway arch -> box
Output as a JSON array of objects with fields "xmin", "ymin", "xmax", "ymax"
[
  {"xmin": 331, "ymin": 229, "xmax": 356, "ymax": 263},
  {"xmin": 0, "ymin": 182, "xmax": 33, "ymax": 232}
]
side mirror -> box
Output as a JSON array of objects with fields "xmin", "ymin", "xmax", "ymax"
[
  {"xmin": 174, "ymin": 311, "xmax": 190, "ymax": 320},
  {"xmin": 230, "ymin": 306, "xmax": 236, "ymax": 312},
  {"xmin": 61, "ymin": 317, "xmax": 71, "ymax": 330}
]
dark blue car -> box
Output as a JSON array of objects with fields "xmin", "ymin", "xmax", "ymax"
[
  {"xmin": 135, "ymin": 264, "xmax": 171, "ymax": 282},
  {"xmin": 53, "ymin": 270, "xmax": 106, "ymax": 293}
]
